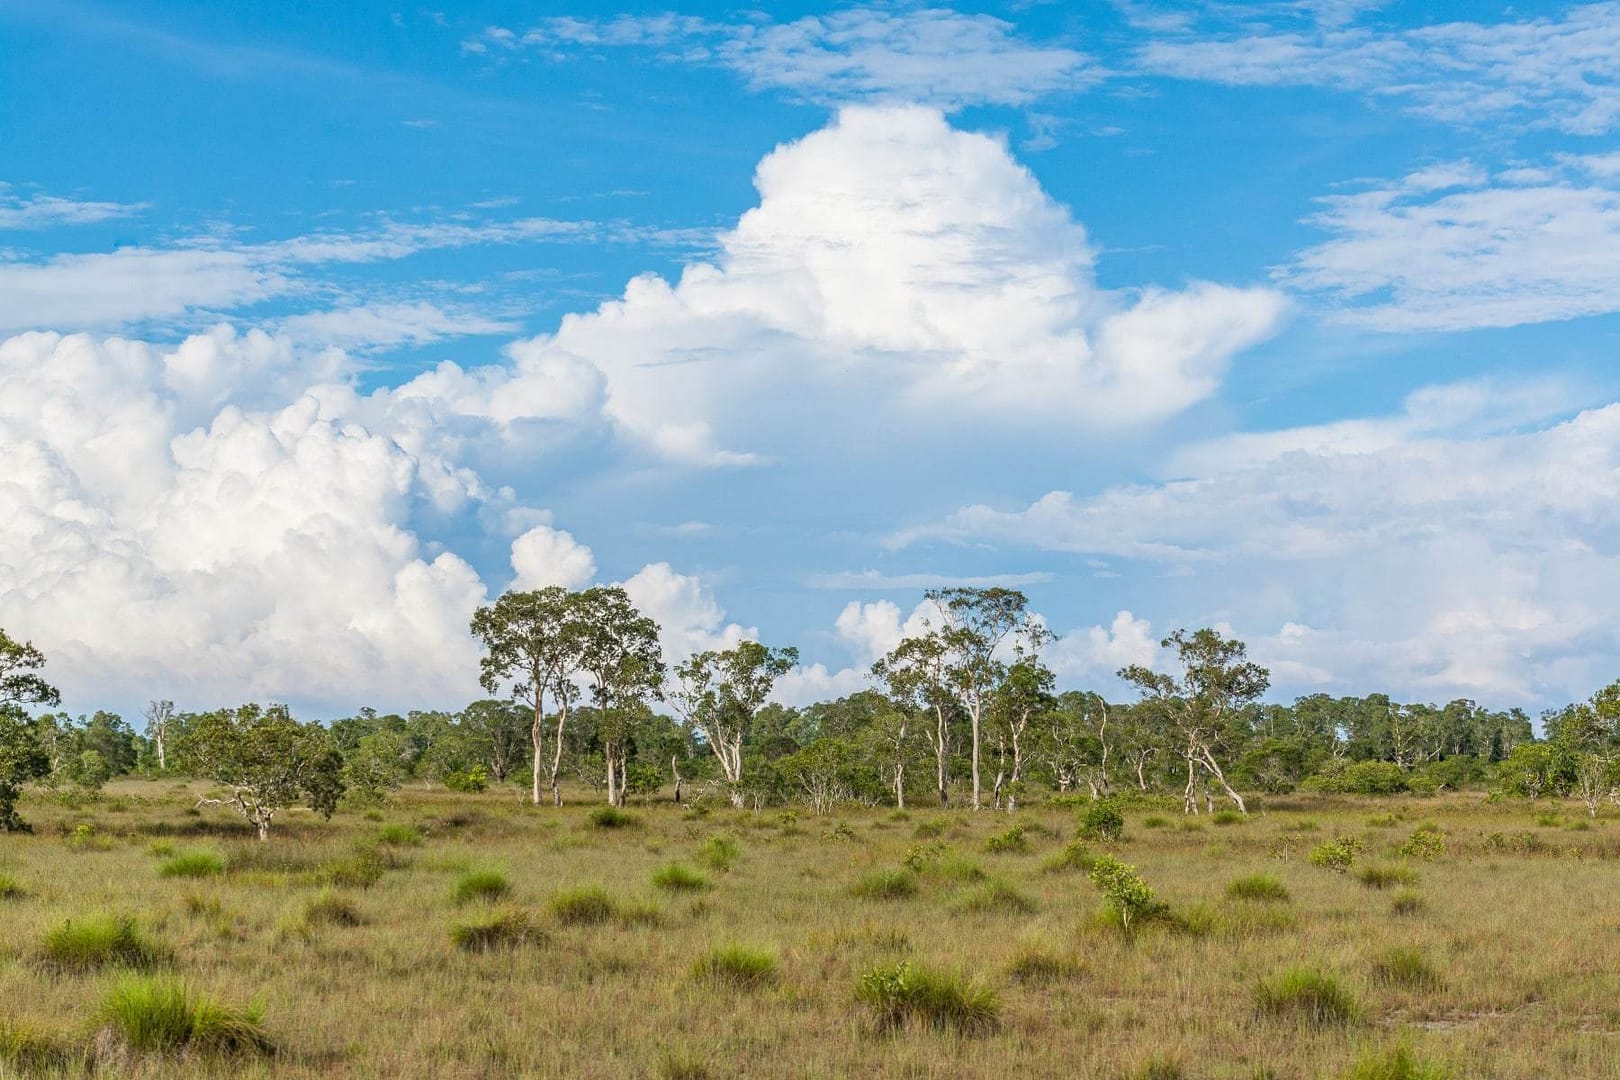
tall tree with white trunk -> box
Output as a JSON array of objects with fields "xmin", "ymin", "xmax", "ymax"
[
  {"xmin": 670, "ymin": 640, "xmax": 797, "ymax": 808},
  {"xmin": 573, "ymin": 586, "xmax": 665, "ymax": 808}
]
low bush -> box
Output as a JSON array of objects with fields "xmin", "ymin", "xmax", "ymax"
[
  {"xmin": 41, "ymin": 914, "xmax": 168, "ymax": 972},
  {"xmin": 1079, "ymin": 800, "xmax": 1125, "ymax": 842},
  {"xmin": 550, "ymin": 885, "xmax": 617, "ymax": 925},
  {"xmin": 450, "ymin": 907, "xmax": 546, "ymax": 952},
  {"xmin": 158, "ymin": 850, "xmax": 226, "ymax": 879},
  {"xmin": 443, "ymin": 766, "xmax": 488, "ymax": 794},
  {"xmin": 851, "ymin": 867, "xmax": 919, "ymax": 900},
  {"xmin": 856, "ymin": 961, "xmax": 1000, "ymax": 1035},
  {"xmin": 1226, "ymin": 874, "xmax": 1290, "ymax": 903},
  {"xmin": 690, "ymin": 944, "xmax": 779, "ymax": 988},
  {"xmin": 1253, "ymin": 967, "xmax": 1360, "ymax": 1026},
  {"xmin": 652, "ymin": 862, "xmax": 711, "ymax": 893},
  {"xmin": 1396, "ymin": 828, "xmax": 1445, "ymax": 860},
  {"xmin": 1089, "ymin": 854, "xmax": 1166, "ymax": 931},
  {"xmin": 96, "ymin": 975, "xmax": 272, "ymax": 1056},
  {"xmin": 983, "ymin": 824, "xmax": 1030, "ymax": 854},
  {"xmin": 1308, "ymin": 837, "xmax": 1362, "ymax": 873},
  {"xmin": 453, "ymin": 869, "xmax": 512, "ymax": 905}
]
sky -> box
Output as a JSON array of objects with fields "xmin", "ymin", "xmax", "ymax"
[{"xmin": 2, "ymin": 0, "xmax": 1619, "ymax": 720}]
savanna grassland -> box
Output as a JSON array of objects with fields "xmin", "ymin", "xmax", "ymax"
[{"xmin": 3, "ymin": 784, "xmax": 1619, "ymax": 1079}]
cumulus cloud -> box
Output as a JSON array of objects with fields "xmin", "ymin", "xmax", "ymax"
[
  {"xmin": 509, "ymin": 525, "xmax": 596, "ymax": 590},
  {"xmin": 468, "ymin": 7, "xmax": 1101, "ymax": 108},
  {"xmin": 621, "ymin": 562, "xmax": 755, "ymax": 661},
  {"xmin": 896, "ymin": 382, "xmax": 1620, "ymax": 702},
  {"xmin": 1283, "ymin": 155, "xmax": 1620, "ymax": 330}
]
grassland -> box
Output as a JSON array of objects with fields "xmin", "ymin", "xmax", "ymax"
[{"xmin": 3, "ymin": 782, "xmax": 1620, "ymax": 1078}]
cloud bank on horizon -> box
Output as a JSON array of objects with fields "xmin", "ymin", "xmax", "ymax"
[{"xmin": 3, "ymin": 1, "xmax": 1619, "ymax": 716}]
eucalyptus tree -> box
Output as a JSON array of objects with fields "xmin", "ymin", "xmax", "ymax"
[
  {"xmin": 926, "ymin": 587, "xmax": 1041, "ymax": 810},
  {"xmin": 988, "ymin": 653, "xmax": 1055, "ymax": 811},
  {"xmin": 1042, "ymin": 690, "xmax": 1113, "ymax": 797},
  {"xmin": 143, "ymin": 700, "xmax": 176, "ymax": 771},
  {"xmin": 469, "ymin": 587, "xmax": 586, "ymax": 806},
  {"xmin": 574, "ymin": 586, "xmax": 665, "ymax": 807},
  {"xmin": 670, "ymin": 640, "xmax": 798, "ymax": 807},
  {"xmin": 872, "ymin": 632, "xmax": 955, "ymax": 807},
  {"xmin": 0, "ymin": 629, "xmax": 59, "ymax": 831},
  {"xmin": 1120, "ymin": 628, "xmax": 1269, "ymax": 815},
  {"xmin": 175, "ymin": 704, "xmax": 343, "ymax": 840}
]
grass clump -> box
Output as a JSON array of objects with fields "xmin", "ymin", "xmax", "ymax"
[
  {"xmin": 41, "ymin": 914, "xmax": 168, "ymax": 972},
  {"xmin": 983, "ymin": 824, "xmax": 1030, "ymax": 854},
  {"xmin": 1390, "ymin": 889, "xmax": 1426, "ymax": 915},
  {"xmin": 1006, "ymin": 946, "xmax": 1080, "ymax": 983},
  {"xmin": 1358, "ymin": 863, "xmax": 1419, "ymax": 889},
  {"xmin": 1226, "ymin": 873, "xmax": 1290, "ymax": 903},
  {"xmin": 690, "ymin": 944, "xmax": 779, "ymax": 988},
  {"xmin": 450, "ymin": 907, "xmax": 546, "ymax": 952},
  {"xmin": 320, "ymin": 846, "xmax": 390, "ymax": 889},
  {"xmin": 1211, "ymin": 809, "xmax": 1245, "ymax": 826},
  {"xmin": 696, "ymin": 836, "xmax": 740, "ymax": 871},
  {"xmin": 652, "ymin": 862, "xmax": 711, "ymax": 893},
  {"xmin": 851, "ymin": 867, "xmax": 919, "ymax": 900},
  {"xmin": 0, "ymin": 1019, "xmax": 79, "ymax": 1072},
  {"xmin": 1343, "ymin": 1044, "xmax": 1451, "ymax": 1080},
  {"xmin": 1253, "ymin": 967, "xmax": 1360, "ymax": 1026},
  {"xmin": 302, "ymin": 889, "xmax": 364, "ymax": 928},
  {"xmin": 1370, "ymin": 947, "xmax": 1442, "ymax": 990},
  {"xmin": 158, "ymin": 849, "xmax": 227, "ymax": 879},
  {"xmin": 954, "ymin": 879, "xmax": 1036, "ymax": 915},
  {"xmin": 550, "ymin": 884, "xmax": 618, "ymax": 925},
  {"xmin": 589, "ymin": 806, "xmax": 638, "ymax": 829},
  {"xmin": 376, "ymin": 823, "xmax": 423, "ymax": 846},
  {"xmin": 1142, "ymin": 815, "xmax": 1171, "ymax": 829},
  {"xmin": 856, "ymin": 961, "xmax": 1001, "ymax": 1035},
  {"xmin": 1041, "ymin": 839, "xmax": 1098, "ymax": 874},
  {"xmin": 452, "ymin": 868, "xmax": 511, "ymax": 905},
  {"xmin": 96, "ymin": 975, "xmax": 272, "ymax": 1056},
  {"xmin": 0, "ymin": 872, "xmax": 24, "ymax": 900}
]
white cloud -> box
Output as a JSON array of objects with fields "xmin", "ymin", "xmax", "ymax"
[
  {"xmin": 621, "ymin": 562, "xmax": 754, "ymax": 662},
  {"xmin": 1048, "ymin": 610, "xmax": 1158, "ymax": 681},
  {"xmin": 278, "ymin": 302, "xmax": 519, "ymax": 351},
  {"xmin": 1284, "ymin": 155, "xmax": 1620, "ymax": 330},
  {"xmin": 808, "ymin": 569, "xmax": 1053, "ymax": 590},
  {"xmin": 1139, "ymin": 2, "xmax": 1620, "ymax": 135},
  {"xmin": 897, "ymin": 385, "xmax": 1620, "ymax": 703},
  {"xmin": 0, "ymin": 185, "xmax": 147, "ymax": 229},
  {"xmin": 509, "ymin": 525, "xmax": 596, "ymax": 590},
  {"xmin": 473, "ymin": 7, "xmax": 1101, "ymax": 108}
]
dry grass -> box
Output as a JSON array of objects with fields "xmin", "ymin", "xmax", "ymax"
[{"xmin": 0, "ymin": 782, "xmax": 1614, "ymax": 1076}]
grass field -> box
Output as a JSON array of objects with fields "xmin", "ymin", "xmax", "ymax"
[{"xmin": 3, "ymin": 783, "xmax": 1620, "ymax": 1078}]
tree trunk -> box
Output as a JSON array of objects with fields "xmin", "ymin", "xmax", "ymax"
[
  {"xmin": 531, "ymin": 698, "xmax": 545, "ymax": 806},
  {"xmin": 549, "ymin": 698, "xmax": 570, "ymax": 807},
  {"xmin": 969, "ymin": 707, "xmax": 982, "ymax": 810},
  {"xmin": 1182, "ymin": 755, "xmax": 1198, "ymax": 814},
  {"xmin": 1198, "ymin": 746, "xmax": 1247, "ymax": 814},
  {"xmin": 671, "ymin": 755, "xmax": 683, "ymax": 804},
  {"xmin": 933, "ymin": 704, "xmax": 949, "ymax": 807}
]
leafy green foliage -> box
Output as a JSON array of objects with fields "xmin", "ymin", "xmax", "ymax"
[
  {"xmin": 1396, "ymin": 828, "xmax": 1445, "ymax": 860},
  {"xmin": 1079, "ymin": 799, "xmax": 1125, "ymax": 842},
  {"xmin": 1088, "ymin": 854, "xmax": 1165, "ymax": 930},
  {"xmin": 983, "ymin": 824, "xmax": 1029, "ymax": 853},
  {"xmin": 1308, "ymin": 837, "xmax": 1362, "ymax": 873},
  {"xmin": 174, "ymin": 704, "xmax": 344, "ymax": 839}
]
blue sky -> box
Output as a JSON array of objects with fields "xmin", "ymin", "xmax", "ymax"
[{"xmin": 3, "ymin": 0, "xmax": 1619, "ymax": 717}]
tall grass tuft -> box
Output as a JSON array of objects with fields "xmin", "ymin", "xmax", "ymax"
[
  {"xmin": 651, "ymin": 862, "xmax": 711, "ymax": 893},
  {"xmin": 1343, "ymin": 1044, "xmax": 1452, "ymax": 1080},
  {"xmin": 690, "ymin": 944, "xmax": 780, "ymax": 988},
  {"xmin": 41, "ymin": 914, "xmax": 168, "ymax": 972},
  {"xmin": 376, "ymin": 823, "xmax": 423, "ymax": 846},
  {"xmin": 1390, "ymin": 889, "xmax": 1426, "ymax": 915},
  {"xmin": 96, "ymin": 975, "xmax": 272, "ymax": 1056},
  {"xmin": 0, "ymin": 872, "xmax": 24, "ymax": 900},
  {"xmin": 1226, "ymin": 874, "xmax": 1290, "ymax": 902},
  {"xmin": 1370, "ymin": 947, "xmax": 1442, "ymax": 990},
  {"xmin": 550, "ymin": 884, "xmax": 617, "ymax": 925},
  {"xmin": 697, "ymin": 836, "xmax": 740, "ymax": 871},
  {"xmin": 452, "ymin": 868, "xmax": 511, "ymax": 905},
  {"xmin": 954, "ymin": 879, "xmax": 1036, "ymax": 915},
  {"xmin": 158, "ymin": 849, "xmax": 226, "ymax": 879},
  {"xmin": 0, "ymin": 1020, "xmax": 78, "ymax": 1073},
  {"xmin": 450, "ymin": 907, "xmax": 546, "ymax": 952},
  {"xmin": 1253, "ymin": 967, "xmax": 1360, "ymax": 1026},
  {"xmin": 1006, "ymin": 945, "xmax": 1080, "ymax": 983},
  {"xmin": 1358, "ymin": 863, "xmax": 1419, "ymax": 889},
  {"xmin": 850, "ymin": 867, "xmax": 918, "ymax": 900},
  {"xmin": 856, "ymin": 961, "xmax": 1001, "ymax": 1035},
  {"xmin": 302, "ymin": 889, "xmax": 364, "ymax": 928},
  {"xmin": 589, "ymin": 806, "xmax": 638, "ymax": 829},
  {"xmin": 1041, "ymin": 839, "xmax": 1098, "ymax": 874}
]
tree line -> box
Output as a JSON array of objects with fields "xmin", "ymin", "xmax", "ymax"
[{"xmin": 3, "ymin": 582, "xmax": 1618, "ymax": 837}]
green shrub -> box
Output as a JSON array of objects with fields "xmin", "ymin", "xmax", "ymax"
[
  {"xmin": 550, "ymin": 885, "xmax": 617, "ymax": 925},
  {"xmin": 1079, "ymin": 800, "xmax": 1125, "ymax": 842},
  {"xmin": 1226, "ymin": 874, "xmax": 1290, "ymax": 903},
  {"xmin": 1396, "ymin": 828, "xmax": 1444, "ymax": 860},
  {"xmin": 1483, "ymin": 830, "xmax": 1547, "ymax": 855},
  {"xmin": 1041, "ymin": 839, "xmax": 1098, "ymax": 874},
  {"xmin": 823, "ymin": 821, "xmax": 857, "ymax": 842},
  {"xmin": 690, "ymin": 944, "xmax": 779, "ymax": 988},
  {"xmin": 1308, "ymin": 837, "xmax": 1362, "ymax": 873},
  {"xmin": 303, "ymin": 889, "xmax": 364, "ymax": 927},
  {"xmin": 443, "ymin": 766, "xmax": 488, "ymax": 793},
  {"xmin": 1357, "ymin": 863, "xmax": 1418, "ymax": 889},
  {"xmin": 855, "ymin": 961, "xmax": 1001, "ymax": 1035},
  {"xmin": 41, "ymin": 914, "xmax": 168, "ymax": 972},
  {"xmin": 697, "ymin": 836, "xmax": 741, "ymax": 871},
  {"xmin": 983, "ymin": 824, "xmax": 1029, "ymax": 854},
  {"xmin": 589, "ymin": 806, "xmax": 638, "ymax": 829},
  {"xmin": 652, "ymin": 862, "xmax": 711, "ymax": 893},
  {"xmin": 450, "ymin": 907, "xmax": 546, "ymax": 952},
  {"xmin": 453, "ymin": 868, "xmax": 512, "ymax": 905},
  {"xmin": 1342, "ymin": 1044, "xmax": 1451, "ymax": 1080},
  {"xmin": 1370, "ymin": 947, "xmax": 1441, "ymax": 990},
  {"xmin": 1344, "ymin": 761, "xmax": 1409, "ymax": 795},
  {"xmin": 97, "ymin": 975, "xmax": 272, "ymax": 1056},
  {"xmin": 1253, "ymin": 967, "xmax": 1360, "ymax": 1025},
  {"xmin": 1390, "ymin": 889, "xmax": 1425, "ymax": 915},
  {"xmin": 1088, "ymin": 854, "xmax": 1166, "ymax": 931},
  {"xmin": 158, "ymin": 849, "xmax": 226, "ymax": 879},
  {"xmin": 912, "ymin": 819, "xmax": 947, "ymax": 839},
  {"xmin": 376, "ymin": 823, "xmax": 423, "ymax": 846},
  {"xmin": 851, "ymin": 867, "xmax": 919, "ymax": 900},
  {"xmin": 954, "ymin": 879, "xmax": 1036, "ymax": 915},
  {"xmin": 0, "ymin": 1019, "xmax": 78, "ymax": 1072}
]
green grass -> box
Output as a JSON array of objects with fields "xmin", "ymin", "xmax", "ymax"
[
  {"xmin": 850, "ymin": 867, "xmax": 919, "ymax": 900},
  {"xmin": 452, "ymin": 868, "xmax": 512, "ymax": 905},
  {"xmin": 1253, "ymin": 967, "xmax": 1360, "ymax": 1026},
  {"xmin": 983, "ymin": 824, "xmax": 1029, "ymax": 853},
  {"xmin": 651, "ymin": 862, "xmax": 711, "ymax": 892},
  {"xmin": 1225, "ymin": 873, "xmax": 1290, "ymax": 902},
  {"xmin": 1390, "ymin": 889, "xmax": 1426, "ymax": 915},
  {"xmin": 954, "ymin": 879, "xmax": 1036, "ymax": 915},
  {"xmin": 0, "ymin": 1019, "xmax": 79, "ymax": 1073},
  {"xmin": 856, "ymin": 961, "xmax": 1001, "ymax": 1035},
  {"xmin": 158, "ymin": 849, "xmax": 226, "ymax": 878},
  {"xmin": 1005, "ymin": 946, "xmax": 1080, "ymax": 983},
  {"xmin": 1370, "ymin": 947, "xmax": 1442, "ymax": 990},
  {"xmin": 450, "ymin": 907, "xmax": 546, "ymax": 952},
  {"xmin": 1358, "ymin": 863, "xmax": 1420, "ymax": 889},
  {"xmin": 376, "ymin": 823, "xmax": 423, "ymax": 846},
  {"xmin": 589, "ymin": 806, "xmax": 639, "ymax": 829},
  {"xmin": 302, "ymin": 889, "xmax": 364, "ymax": 927},
  {"xmin": 0, "ymin": 872, "xmax": 23, "ymax": 899},
  {"xmin": 1040, "ymin": 839, "xmax": 1098, "ymax": 874},
  {"xmin": 1343, "ymin": 1044, "xmax": 1452, "ymax": 1080},
  {"xmin": 690, "ymin": 944, "xmax": 780, "ymax": 988},
  {"xmin": 40, "ymin": 913, "xmax": 168, "ymax": 972},
  {"xmin": 550, "ymin": 884, "xmax": 618, "ymax": 925},
  {"xmin": 696, "ymin": 836, "xmax": 741, "ymax": 871},
  {"xmin": 96, "ymin": 975, "xmax": 272, "ymax": 1056}
]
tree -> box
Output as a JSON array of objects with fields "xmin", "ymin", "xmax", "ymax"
[
  {"xmin": 456, "ymin": 700, "xmax": 531, "ymax": 784},
  {"xmin": 1040, "ymin": 690, "xmax": 1111, "ymax": 797},
  {"xmin": 1120, "ymin": 628, "xmax": 1269, "ymax": 815},
  {"xmin": 988, "ymin": 654, "xmax": 1054, "ymax": 811},
  {"xmin": 574, "ymin": 586, "xmax": 665, "ymax": 807},
  {"xmin": 144, "ymin": 700, "xmax": 175, "ymax": 772},
  {"xmin": 470, "ymin": 588, "xmax": 586, "ymax": 806},
  {"xmin": 925, "ymin": 587, "xmax": 1039, "ymax": 810},
  {"xmin": 0, "ymin": 630, "xmax": 60, "ymax": 712},
  {"xmin": 670, "ymin": 641, "xmax": 798, "ymax": 808},
  {"xmin": 0, "ymin": 629, "xmax": 60, "ymax": 832},
  {"xmin": 175, "ymin": 704, "xmax": 344, "ymax": 840},
  {"xmin": 873, "ymin": 633, "xmax": 955, "ymax": 807}
]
